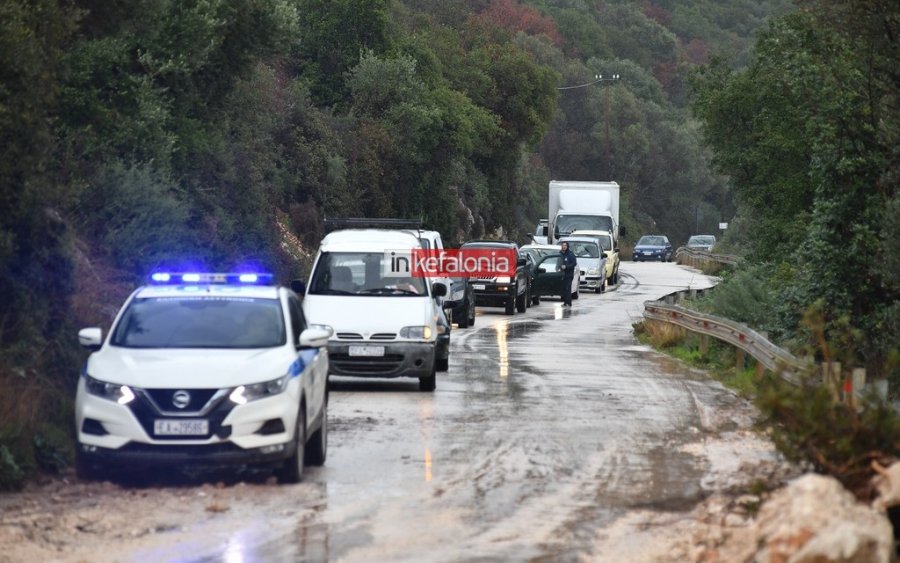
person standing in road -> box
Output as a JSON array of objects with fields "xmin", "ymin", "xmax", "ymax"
[{"xmin": 560, "ymin": 241, "xmax": 578, "ymax": 307}]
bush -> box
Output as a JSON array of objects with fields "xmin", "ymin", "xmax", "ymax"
[
  {"xmin": 0, "ymin": 445, "xmax": 25, "ymax": 491},
  {"xmin": 695, "ymin": 263, "xmax": 776, "ymax": 331},
  {"xmin": 755, "ymin": 373, "xmax": 900, "ymax": 499}
]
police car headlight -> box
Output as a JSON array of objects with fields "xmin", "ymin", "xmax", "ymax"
[
  {"xmin": 84, "ymin": 375, "xmax": 135, "ymax": 405},
  {"xmin": 230, "ymin": 374, "xmax": 289, "ymax": 405},
  {"xmin": 587, "ymin": 268, "xmax": 599, "ymax": 275},
  {"xmin": 400, "ymin": 326, "xmax": 433, "ymax": 340}
]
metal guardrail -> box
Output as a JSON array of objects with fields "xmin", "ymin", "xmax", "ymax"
[
  {"xmin": 643, "ymin": 289, "xmax": 808, "ymax": 386},
  {"xmin": 675, "ymin": 246, "xmax": 741, "ymax": 267}
]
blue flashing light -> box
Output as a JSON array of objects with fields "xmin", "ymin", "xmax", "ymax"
[{"xmin": 148, "ymin": 272, "xmax": 275, "ymax": 286}]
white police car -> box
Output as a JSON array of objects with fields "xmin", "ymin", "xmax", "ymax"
[{"xmin": 75, "ymin": 272, "xmax": 332, "ymax": 483}]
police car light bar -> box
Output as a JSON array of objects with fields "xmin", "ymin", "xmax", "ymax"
[{"xmin": 148, "ymin": 273, "xmax": 275, "ymax": 285}]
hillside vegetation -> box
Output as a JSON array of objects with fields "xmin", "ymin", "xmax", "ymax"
[{"xmin": 1, "ymin": 0, "xmax": 789, "ymax": 486}]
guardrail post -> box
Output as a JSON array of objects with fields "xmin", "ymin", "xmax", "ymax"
[
  {"xmin": 699, "ymin": 334, "xmax": 709, "ymax": 358},
  {"xmin": 735, "ymin": 348, "xmax": 745, "ymax": 371},
  {"xmin": 755, "ymin": 360, "xmax": 765, "ymax": 380}
]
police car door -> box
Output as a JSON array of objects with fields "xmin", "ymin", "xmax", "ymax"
[{"xmin": 287, "ymin": 294, "xmax": 327, "ymax": 426}]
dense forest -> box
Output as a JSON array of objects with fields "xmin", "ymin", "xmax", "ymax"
[{"xmin": 2, "ymin": 0, "xmax": 896, "ymax": 486}]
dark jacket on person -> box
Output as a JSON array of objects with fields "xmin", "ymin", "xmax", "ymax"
[{"xmin": 561, "ymin": 249, "xmax": 578, "ymax": 279}]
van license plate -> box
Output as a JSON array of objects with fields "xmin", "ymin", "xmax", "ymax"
[
  {"xmin": 472, "ymin": 284, "xmax": 486, "ymax": 290},
  {"xmin": 154, "ymin": 419, "xmax": 208, "ymax": 436},
  {"xmin": 349, "ymin": 346, "xmax": 385, "ymax": 357}
]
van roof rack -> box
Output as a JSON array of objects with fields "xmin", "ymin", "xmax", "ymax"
[{"xmin": 324, "ymin": 218, "xmax": 423, "ymax": 232}]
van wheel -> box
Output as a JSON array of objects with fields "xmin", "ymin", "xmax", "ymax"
[
  {"xmin": 532, "ymin": 294, "xmax": 541, "ymax": 306},
  {"xmin": 305, "ymin": 408, "xmax": 327, "ymax": 466},
  {"xmin": 277, "ymin": 404, "xmax": 306, "ymax": 483},
  {"xmin": 505, "ymin": 294, "xmax": 515, "ymax": 315},
  {"xmin": 419, "ymin": 366, "xmax": 436, "ymax": 392},
  {"xmin": 572, "ymin": 289, "xmax": 579, "ymax": 300},
  {"xmin": 436, "ymin": 357, "xmax": 449, "ymax": 372},
  {"xmin": 516, "ymin": 288, "xmax": 527, "ymax": 312}
]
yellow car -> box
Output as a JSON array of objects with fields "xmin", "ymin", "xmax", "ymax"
[{"xmin": 571, "ymin": 229, "xmax": 620, "ymax": 286}]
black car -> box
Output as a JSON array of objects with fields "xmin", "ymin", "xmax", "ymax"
[
  {"xmin": 446, "ymin": 277, "xmax": 476, "ymax": 328},
  {"xmin": 632, "ymin": 235, "xmax": 674, "ymax": 262},
  {"xmin": 460, "ymin": 240, "xmax": 529, "ymax": 315}
]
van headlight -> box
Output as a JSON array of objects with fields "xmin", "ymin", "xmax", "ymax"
[
  {"xmin": 400, "ymin": 326, "xmax": 433, "ymax": 340},
  {"xmin": 84, "ymin": 375, "xmax": 135, "ymax": 405},
  {"xmin": 230, "ymin": 374, "xmax": 289, "ymax": 405},
  {"xmin": 587, "ymin": 268, "xmax": 599, "ymax": 275}
]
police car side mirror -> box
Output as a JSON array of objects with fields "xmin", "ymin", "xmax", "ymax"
[
  {"xmin": 78, "ymin": 327, "xmax": 103, "ymax": 351},
  {"xmin": 290, "ymin": 279, "xmax": 306, "ymax": 294},
  {"xmin": 299, "ymin": 326, "xmax": 332, "ymax": 348},
  {"xmin": 431, "ymin": 282, "xmax": 447, "ymax": 298}
]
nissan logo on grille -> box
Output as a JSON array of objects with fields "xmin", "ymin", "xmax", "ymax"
[{"xmin": 172, "ymin": 390, "xmax": 191, "ymax": 409}]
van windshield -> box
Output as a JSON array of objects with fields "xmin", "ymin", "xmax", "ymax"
[{"xmin": 309, "ymin": 252, "xmax": 428, "ymax": 297}]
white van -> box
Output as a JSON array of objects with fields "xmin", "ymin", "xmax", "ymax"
[{"xmin": 302, "ymin": 229, "xmax": 447, "ymax": 391}]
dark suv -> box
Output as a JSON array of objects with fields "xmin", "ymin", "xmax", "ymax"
[{"xmin": 460, "ymin": 240, "xmax": 529, "ymax": 315}]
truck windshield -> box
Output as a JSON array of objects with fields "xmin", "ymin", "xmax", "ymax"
[
  {"xmin": 556, "ymin": 215, "xmax": 612, "ymax": 235},
  {"xmin": 111, "ymin": 297, "xmax": 286, "ymax": 349},
  {"xmin": 309, "ymin": 252, "xmax": 428, "ymax": 297}
]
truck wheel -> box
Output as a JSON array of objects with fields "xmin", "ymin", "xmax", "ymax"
[
  {"xmin": 419, "ymin": 366, "xmax": 436, "ymax": 392},
  {"xmin": 305, "ymin": 408, "xmax": 327, "ymax": 466},
  {"xmin": 277, "ymin": 404, "xmax": 306, "ymax": 483},
  {"xmin": 516, "ymin": 288, "xmax": 527, "ymax": 312}
]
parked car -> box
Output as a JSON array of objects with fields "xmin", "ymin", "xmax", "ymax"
[
  {"xmin": 569, "ymin": 229, "xmax": 620, "ymax": 287},
  {"xmin": 559, "ymin": 235, "xmax": 607, "ymax": 294},
  {"xmin": 460, "ymin": 240, "xmax": 529, "ymax": 315},
  {"xmin": 530, "ymin": 219, "xmax": 549, "ymax": 245},
  {"xmin": 686, "ymin": 234, "xmax": 717, "ymax": 251},
  {"xmin": 632, "ymin": 235, "xmax": 674, "ymax": 262},
  {"xmin": 75, "ymin": 272, "xmax": 332, "ymax": 483},
  {"xmin": 521, "ymin": 244, "xmax": 567, "ymax": 304},
  {"xmin": 528, "ymin": 254, "xmax": 583, "ymax": 302}
]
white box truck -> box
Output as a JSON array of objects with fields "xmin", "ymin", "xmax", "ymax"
[{"xmin": 548, "ymin": 181, "xmax": 621, "ymax": 244}]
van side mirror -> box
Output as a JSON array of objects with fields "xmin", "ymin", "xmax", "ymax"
[
  {"xmin": 537, "ymin": 268, "xmax": 547, "ymax": 274},
  {"xmin": 290, "ymin": 279, "xmax": 306, "ymax": 294},
  {"xmin": 431, "ymin": 282, "xmax": 447, "ymax": 297}
]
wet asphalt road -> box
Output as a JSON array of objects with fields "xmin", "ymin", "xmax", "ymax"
[{"xmin": 168, "ymin": 260, "xmax": 762, "ymax": 562}]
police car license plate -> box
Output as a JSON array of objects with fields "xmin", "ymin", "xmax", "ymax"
[
  {"xmin": 349, "ymin": 345, "xmax": 385, "ymax": 357},
  {"xmin": 154, "ymin": 419, "xmax": 208, "ymax": 436},
  {"xmin": 472, "ymin": 284, "xmax": 486, "ymax": 290}
]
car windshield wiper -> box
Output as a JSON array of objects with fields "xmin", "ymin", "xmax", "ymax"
[
  {"xmin": 358, "ymin": 287, "xmax": 420, "ymax": 296},
  {"xmin": 312, "ymin": 289, "xmax": 355, "ymax": 295}
]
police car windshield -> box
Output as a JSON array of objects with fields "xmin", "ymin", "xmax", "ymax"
[
  {"xmin": 309, "ymin": 252, "xmax": 427, "ymax": 296},
  {"xmin": 111, "ymin": 297, "xmax": 286, "ymax": 349}
]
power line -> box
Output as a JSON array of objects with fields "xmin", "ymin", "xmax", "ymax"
[{"xmin": 556, "ymin": 74, "xmax": 621, "ymax": 91}]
